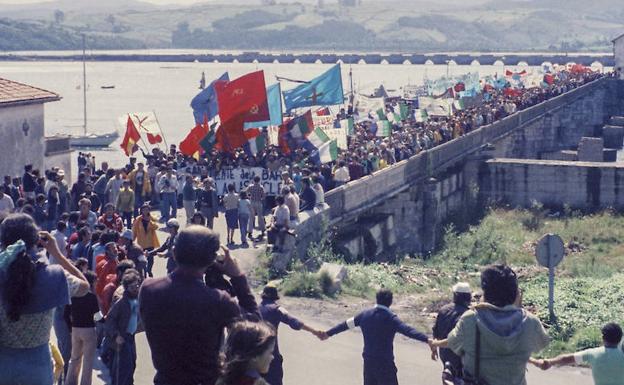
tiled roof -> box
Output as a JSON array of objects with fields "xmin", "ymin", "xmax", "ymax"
[{"xmin": 0, "ymin": 77, "xmax": 60, "ymax": 106}]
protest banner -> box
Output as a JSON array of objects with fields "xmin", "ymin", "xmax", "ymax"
[
  {"xmin": 324, "ymin": 127, "xmax": 348, "ymax": 149},
  {"xmin": 211, "ymin": 167, "xmax": 282, "ymax": 195}
]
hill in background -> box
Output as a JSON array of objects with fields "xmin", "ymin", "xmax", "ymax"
[{"xmin": 0, "ymin": 0, "xmax": 622, "ymax": 52}]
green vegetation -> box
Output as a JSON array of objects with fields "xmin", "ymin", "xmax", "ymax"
[{"xmin": 273, "ymin": 208, "xmax": 624, "ymax": 357}]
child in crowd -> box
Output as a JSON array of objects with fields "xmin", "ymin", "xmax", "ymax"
[{"xmin": 217, "ymin": 321, "xmax": 276, "ymax": 385}]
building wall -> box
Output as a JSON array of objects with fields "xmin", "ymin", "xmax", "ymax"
[
  {"xmin": 0, "ymin": 103, "xmax": 45, "ymax": 178},
  {"xmin": 615, "ymin": 37, "xmax": 624, "ymax": 80}
]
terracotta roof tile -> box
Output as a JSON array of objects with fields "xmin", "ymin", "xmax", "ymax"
[{"xmin": 0, "ymin": 77, "xmax": 60, "ymax": 105}]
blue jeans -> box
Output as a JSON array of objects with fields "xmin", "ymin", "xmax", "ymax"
[
  {"xmin": 133, "ymin": 192, "xmax": 144, "ymax": 217},
  {"xmin": 121, "ymin": 212, "xmax": 132, "ymax": 229},
  {"xmin": 53, "ymin": 306, "xmax": 72, "ymax": 380},
  {"xmin": 239, "ymin": 214, "xmax": 249, "ymax": 244},
  {"xmin": 111, "ymin": 334, "xmax": 136, "ymax": 385},
  {"xmin": 160, "ymin": 192, "xmax": 176, "ymax": 221}
]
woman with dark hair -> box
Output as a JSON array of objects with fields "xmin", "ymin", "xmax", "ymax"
[
  {"xmin": 0, "ymin": 213, "xmax": 89, "ymax": 385},
  {"xmin": 223, "ymin": 183, "xmax": 239, "ymax": 246},
  {"xmin": 431, "ymin": 264, "xmax": 550, "ymax": 385},
  {"xmin": 217, "ymin": 321, "xmax": 276, "ymax": 385},
  {"xmin": 191, "ymin": 212, "xmax": 206, "ymax": 226}
]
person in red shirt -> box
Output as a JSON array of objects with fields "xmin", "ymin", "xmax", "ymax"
[
  {"xmin": 100, "ymin": 259, "xmax": 135, "ymax": 316},
  {"xmin": 95, "ymin": 242, "xmax": 119, "ymax": 301},
  {"xmin": 98, "ymin": 203, "xmax": 123, "ymax": 232}
]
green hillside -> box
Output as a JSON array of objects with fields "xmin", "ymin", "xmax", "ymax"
[{"xmin": 0, "ymin": 1, "xmax": 622, "ymax": 52}]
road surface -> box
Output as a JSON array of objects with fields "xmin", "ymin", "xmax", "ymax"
[{"xmin": 79, "ymin": 210, "xmax": 593, "ymax": 385}]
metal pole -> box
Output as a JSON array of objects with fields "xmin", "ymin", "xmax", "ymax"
[
  {"xmin": 82, "ymin": 34, "xmax": 87, "ymax": 136},
  {"xmin": 151, "ymin": 110, "xmax": 169, "ymax": 149},
  {"xmin": 547, "ymin": 234, "xmax": 556, "ymax": 322}
]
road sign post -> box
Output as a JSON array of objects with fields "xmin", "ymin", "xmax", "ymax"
[{"xmin": 535, "ymin": 233, "xmax": 565, "ymax": 323}]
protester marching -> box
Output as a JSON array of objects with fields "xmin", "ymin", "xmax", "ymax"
[{"xmin": 0, "ymin": 62, "xmax": 617, "ymax": 385}]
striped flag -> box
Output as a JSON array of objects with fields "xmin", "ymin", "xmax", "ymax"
[
  {"xmin": 340, "ymin": 117, "xmax": 354, "ymax": 135},
  {"xmin": 376, "ymin": 120, "xmax": 392, "ymax": 137},
  {"xmin": 453, "ymin": 99, "xmax": 465, "ymax": 111},
  {"xmin": 414, "ymin": 109, "xmax": 428, "ymax": 123},
  {"xmin": 306, "ymin": 126, "xmax": 330, "ymax": 148},
  {"xmin": 317, "ymin": 139, "xmax": 338, "ymax": 164},
  {"xmin": 243, "ymin": 129, "xmax": 266, "ymax": 156}
]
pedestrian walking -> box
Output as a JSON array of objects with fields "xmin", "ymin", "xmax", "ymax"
[
  {"xmin": 196, "ymin": 178, "xmax": 219, "ymax": 229},
  {"xmin": 182, "ymin": 175, "xmax": 197, "ymax": 224},
  {"xmin": 105, "ymin": 269, "xmax": 142, "ymax": 385},
  {"xmin": 131, "ymin": 204, "xmax": 159, "ymax": 277},
  {"xmin": 116, "ymin": 180, "xmax": 135, "ymax": 230},
  {"xmin": 223, "ymin": 184, "xmax": 239, "ymax": 245},
  {"xmin": 246, "ymin": 176, "xmax": 266, "ymax": 240},
  {"xmin": 238, "ymin": 191, "xmax": 251, "ymax": 246}
]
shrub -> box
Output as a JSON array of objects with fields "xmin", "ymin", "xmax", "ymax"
[{"xmin": 282, "ymin": 271, "xmax": 321, "ymax": 298}]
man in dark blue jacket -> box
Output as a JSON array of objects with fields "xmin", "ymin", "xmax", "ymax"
[
  {"xmin": 259, "ymin": 284, "xmax": 322, "ymax": 385},
  {"xmin": 321, "ymin": 289, "xmax": 434, "ymax": 385}
]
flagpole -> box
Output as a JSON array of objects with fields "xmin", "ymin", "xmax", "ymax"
[
  {"xmin": 130, "ymin": 113, "xmax": 151, "ymax": 154},
  {"xmin": 152, "ymin": 110, "xmax": 169, "ymax": 149}
]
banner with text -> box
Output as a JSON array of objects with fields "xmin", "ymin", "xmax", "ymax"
[{"xmin": 211, "ymin": 167, "xmax": 282, "ymax": 196}]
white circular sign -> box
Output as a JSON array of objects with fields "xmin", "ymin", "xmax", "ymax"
[{"xmin": 535, "ymin": 233, "xmax": 565, "ymax": 268}]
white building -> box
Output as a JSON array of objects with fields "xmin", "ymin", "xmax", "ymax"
[
  {"xmin": 613, "ymin": 33, "xmax": 624, "ymax": 80},
  {"xmin": 0, "ymin": 78, "xmax": 68, "ymax": 180}
]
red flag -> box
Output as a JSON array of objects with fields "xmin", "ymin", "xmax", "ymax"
[
  {"xmin": 316, "ymin": 107, "xmax": 331, "ymax": 116},
  {"xmin": 454, "ymin": 82, "xmax": 465, "ymax": 92},
  {"xmin": 120, "ymin": 116, "xmax": 141, "ymax": 156},
  {"xmin": 179, "ymin": 123, "xmax": 209, "ymax": 156},
  {"xmin": 215, "ymin": 71, "xmax": 270, "ymax": 125},
  {"xmin": 215, "ymin": 115, "xmax": 247, "ymax": 153},
  {"xmin": 146, "ymin": 133, "xmax": 162, "ymax": 144}
]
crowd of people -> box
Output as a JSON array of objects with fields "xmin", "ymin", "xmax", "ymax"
[
  {"xmin": 1, "ymin": 212, "xmax": 623, "ymax": 385},
  {"xmin": 0, "ymin": 68, "xmax": 620, "ymax": 385}
]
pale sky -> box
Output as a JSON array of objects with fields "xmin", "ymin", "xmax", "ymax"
[{"xmin": 0, "ymin": 0, "xmax": 210, "ymax": 4}]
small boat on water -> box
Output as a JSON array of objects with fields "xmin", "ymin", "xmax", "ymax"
[
  {"xmin": 69, "ymin": 131, "xmax": 119, "ymax": 147},
  {"xmin": 101, "ymin": 85, "xmax": 115, "ymax": 89}
]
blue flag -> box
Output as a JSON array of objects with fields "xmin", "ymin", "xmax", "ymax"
[
  {"xmin": 190, "ymin": 72, "xmax": 229, "ymax": 124},
  {"xmin": 283, "ymin": 64, "xmax": 344, "ymax": 112},
  {"xmin": 244, "ymin": 83, "xmax": 283, "ymax": 129}
]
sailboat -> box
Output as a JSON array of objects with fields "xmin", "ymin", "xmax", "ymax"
[{"xmin": 69, "ymin": 35, "xmax": 119, "ymax": 148}]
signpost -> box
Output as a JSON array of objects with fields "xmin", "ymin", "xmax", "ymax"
[{"xmin": 535, "ymin": 233, "xmax": 565, "ymax": 322}]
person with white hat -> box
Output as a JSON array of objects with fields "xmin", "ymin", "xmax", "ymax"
[{"xmin": 432, "ymin": 282, "xmax": 472, "ymax": 379}]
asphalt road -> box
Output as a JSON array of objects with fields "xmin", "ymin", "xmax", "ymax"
[{"xmin": 84, "ymin": 211, "xmax": 593, "ymax": 385}]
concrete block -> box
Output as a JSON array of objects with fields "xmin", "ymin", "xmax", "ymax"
[
  {"xmin": 319, "ymin": 262, "xmax": 348, "ymax": 292},
  {"xmin": 604, "ymin": 148, "xmax": 618, "ymax": 162},
  {"xmin": 609, "ymin": 116, "xmax": 624, "ymax": 126},
  {"xmin": 603, "ymin": 125, "xmax": 624, "ymax": 149},
  {"xmin": 577, "ymin": 137, "xmax": 604, "ymax": 162}
]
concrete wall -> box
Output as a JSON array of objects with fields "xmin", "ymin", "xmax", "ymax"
[
  {"xmin": 484, "ymin": 158, "xmax": 624, "ymax": 210},
  {"xmin": 308, "ymin": 78, "xmax": 624, "ymax": 257},
  {"xmin": 615, "ymin": 37, "xmax": 624, "ymax": 80},
  {"xmin": 0, "ymin": 103, "xmax": 45, "ymax": 178}
]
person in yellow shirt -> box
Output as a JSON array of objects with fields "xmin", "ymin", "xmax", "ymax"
[
  {"xmin": 116, "ymin": 180, "xmax": 135, "ymax": 229},
  {"xmin": 50, "ymin": 342, "xmax": 64, "ymax": 384},
  {"xmin": 127, "ymin": 163, "xmax": 152, "ymax": 217},
  {"xmin": 132, "ymin": 203, "xmax": 160, "ymax": 277}
]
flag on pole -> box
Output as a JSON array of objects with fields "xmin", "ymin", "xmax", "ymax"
[
  {"xmin": 120, "ymin": 116, "xmax": 141, "ymax": 156},
  {"xmin": 453, "ymin": 99, "xmax": 465, "ymax": 111},
  {"xmin": 315, "ymin": 139, "xmax": 338, "ymax": 164},
  {"xmin": 278, "ymin": 110, "xmax": 315, "ymax": 153},
  {"xmin": 180, "ymin": 123, "xmax": 209, "ymax": 156},
  {"xmin": 376, "ymin": 120, "xmax": 392, "ymax": 137},
  {"xmin": 376, "ymin": 108, "xmax": 387, "ymax": 121},
  {"xmin": 315, "ymin": 107, "xmax": 331, "ymax": 116},
  {"xmin": 243, "ymin": 129, "xmax": 266, "ymax": 156},
  {"xmin": 399, "ymin": 102, "xmax": 409, "ymax": 120},
  {"xmin": 414, "ymin": 109, "xmax": 429, "ymax": 123},
  {"xmin": 340, "ymin": 117, "xmax": 354, "ymax": 135},
  {"xmin": 191, "ymin": 72, "xmax": 229, "ymax": 124},
  {"xmin": 215, "ymin": 71, "xmax": 270, "ymax": 152},
  {"xmin": 282, "ymin": 64, "xmax": 344, "ymax": 112},
  {"xmin": 216, "ymin": 70, "xmax": 270, "ymax": 125},
  {"xmin": 126, "ymin": 112, "xmax": 163, "ymax": 144},
  {"xmin": 244, "ymin": 83, "xmax": 284, "ymax": 129},
  {"xmin": 305, "ymin": 126, "xmax": 330, "ymax": 150}
]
